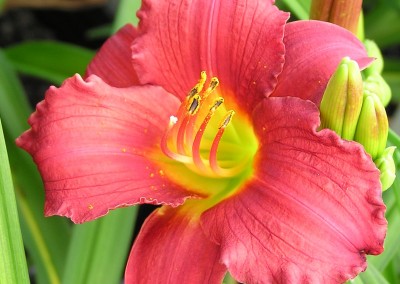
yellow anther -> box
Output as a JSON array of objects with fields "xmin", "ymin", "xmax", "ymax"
[
  {"xmin": 188, "ymin": 71, "xmax": 207, "ymax": 98},
  {"xmin": 219, "ymin": 110, "xmax": 235, "ymax": 129},
  {"xmin": 203, "ymin": 77, "xmax": 220, "ymax": 99},
  {"xmin": 209, "ymin": 77, "xmax": 219, "ymax": 90},
  {"xmin": 210, "ymin": 97, "xmax": 224, "ymax": 112},
  {"xmin": 188, "ymin": 94, "xmax": 201, "ymax": 115}
]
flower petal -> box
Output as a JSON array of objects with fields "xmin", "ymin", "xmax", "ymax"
[
  {"xmin": 201, "ymin": 97, "xmax": 386, "ymax": 283},
  {"xmin": 85, "ymin": 24, "xmax": 139, "ymax": 87},
  {"xmin": 272, "ymin": 20, "xmax": 373, "ymax": 105},
  {"xmin": 125, "ymin": 205, "xmax": 226, "ymax": 284},
  {"xmin": 132, "ymin": 0, "xmax": 288, "ymax": 111},
  {"xmin": 16, "ymin": 74, "xmax": 195, "ymax": 223}
]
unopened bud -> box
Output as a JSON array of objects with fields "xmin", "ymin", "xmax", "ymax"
[
  {"xmin": 363, "ymin": 72, "xmax": 392, "ymax": 107},
  {"xmin": 320, "ymin": 57, "xmax": 363, "ymax": 140},
  {"xmin": 363, "ymin": 40, "xmax": 384, "ymax": 76},
  {"xmin": 374, "ymin": 146, "xmax": 396, "ymax": 191},
  {"xmin": 354, "ymin": 91, "xmax": 389, "ymax": 160}
]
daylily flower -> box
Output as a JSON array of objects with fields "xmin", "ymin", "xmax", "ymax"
[{"xmin": 17, "ymin": 0, "xmax": 387, "ymax": 283}]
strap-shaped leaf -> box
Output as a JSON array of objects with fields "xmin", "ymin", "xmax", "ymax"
[
  {"xmin": 0, "ymin": 49, "xmax": 71, "ymax": 284},
  {"xmin": 0, "ymin": 120, "xmax": 29, "ymax": 284}
]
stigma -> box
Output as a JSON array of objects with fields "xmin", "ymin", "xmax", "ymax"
[{"xmin": 161, "ymin": 72, "xmax": 246, "ymax": 177}]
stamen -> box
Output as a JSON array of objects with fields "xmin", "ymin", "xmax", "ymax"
[
  {"xmin": 209, "ymin": 111, "xmax": 244, "ymax": 176},
  {"xmin": 209, "ymin": 77, "xmax": 219, "ymax": 91},
  {"xmin": 191, "ymin": 112, "xmax": 213, "ymax": 171},
  {"xmin": 188, "ymin": 71, "xmax": 207, "ymax": 98},
  {"xmin": 177, "ymin": 115, "xmax": 189, "ymax": 154},
  {"xmin": 187, "ymin": 95, "xmax": 201, "ymax": 115},
  {"xmin": 203, "ymin": 77, "xmax": 219, "ymax": 98},
  {"xmin": 162, "ymin": 71, "xmax": 250, "ymax": 178},
  {"xmin": 177, "ymin": 94, "xmax": 201, "ymax": 154},
  {"xmin": 210, "ymin": 97, "xmax": 224, "ymax": 112},
  {"xmin": 161, "ymin": 116, "xmax": 192, "ymax": 163},
  {"xmin": 186, "ymin": 78, "xmax": 221, "ymax": 144},
  {"xmin": 219, "ymin": 110, "xmax": 235, "ymax": 129},
  {"xmin": 192, "ymin": 97, "xmax": 225, "ymax": 171}
]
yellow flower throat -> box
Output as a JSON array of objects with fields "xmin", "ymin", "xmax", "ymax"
[{"xmin": 159, "ymin": 72, "xmax": 258, "ymax": 197}]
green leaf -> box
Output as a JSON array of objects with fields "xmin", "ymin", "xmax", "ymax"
[
  {"xmin": 86, "ymin": 24, "xmax": 113, "ymax": 40},
  {"xmin": 382, "ymin": 59, "xmax": 400, "ymax": 102},
  {"xmin": 62, "ymin": 207, "xmax": 138, "ymax": 284},
  {"xmin": 0, "ymin": 120, "xmax": 30, "ymax": 284},
  {"xmin": 350, "ymin": 276, "xmax": 365, "ymax": 284},
  {"xmin": 368, "ymin": 205, "xmax": 400, "ymax": 271},
  {"xmin": 112, "ymin": 0, "xmax": 142, "ymax": 32},
  {"xmin": 364, "ymin": 3, "xmax": 400, "ymax": 48},
  {"xmin": 388, "ymin": 129, "xmax": 400, "ymax": 150},
  {"xmin": 0, "ymin": 49, "xmax": 71, "ymax": 284},
  {"xmin": 0, "ymin": 51, "xmax": 31, "ymax": 138},
  {"xmin": 4, "ymin": 41, "xmax": 94, "ymax": 85},
  {"xmin": 358, "ymin": 262, "xmax": 390, "ymax": 284},
  {"xmin": 0, "ymin": 0, "xmax": 4, "ymax": 14},
  {"xmin": 276, "ymin": 0, "xmax": 311, "ymax": 20}
]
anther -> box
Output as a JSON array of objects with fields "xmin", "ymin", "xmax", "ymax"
[
  {"xmin": 202, "ymin": 77, "xmax": 220, "ymax": 99},
  {"xmin": 207, "ymin": 77, "xmax": 219, "ymax": 92},
  {"xmin": 188, "ymin": 71, "xmax": 207, "ymax": 98},
  {"xmin": 219, "ymin": 110, "xmax": 235, "ymax": 129},
  {"xmin": 188, "ymin": 95, "xmax": 201, "ymax": 115},
  {"xmin": 210, "ymin": 97, "xmax": 224, "ymax": 112}
]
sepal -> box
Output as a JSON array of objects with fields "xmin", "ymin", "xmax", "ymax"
[{"xmin": 374, "ymin": 146, "xmax": 396, "ymax": 191}]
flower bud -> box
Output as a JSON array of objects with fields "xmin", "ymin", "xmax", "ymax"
[
  {"xmin": 363, "ymin": 72, "xmax": 392, "ymax": 107},
  {"xmin": 363, "ymin": 40, "xmax": 384, "ymax": 76},
  {"xmin": 320, "ymin": 57, "xmax": 363, "ymax": 140},
  {"xmin": 374, "ymin": 146, "xmax": 396, "ymax": 191},
  {"xmin": 354, "ymin": 91, "xmax": 389, "ymax": 160}
]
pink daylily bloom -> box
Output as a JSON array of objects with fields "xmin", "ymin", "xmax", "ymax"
[{"xmin": 17, "ymin": 0, "xmax": 387, "ymax": 283}]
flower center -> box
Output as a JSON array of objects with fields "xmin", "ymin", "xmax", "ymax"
[{"xmin": 161, "ymin": 71, "xmax": 257, "ymax": 179}]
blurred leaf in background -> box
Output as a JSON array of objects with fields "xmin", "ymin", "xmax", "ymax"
[
  {"xmin": 4, "ymin": 41, "xmax": 94, "ymax": 85},
  {"xmin": 0, "ymin": 49, "xmax": 71, "ymax": 284},
  {"xmin": 3, "ymin": 0, "xmax": 107, "ymax": 9}
]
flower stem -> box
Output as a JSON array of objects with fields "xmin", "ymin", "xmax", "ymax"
[{"xmin": 310, "ymin": 0, "xmax": 362, "ymax": 34}]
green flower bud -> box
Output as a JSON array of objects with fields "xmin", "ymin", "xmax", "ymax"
[
  {"xmin": 363, "ymin": 39, "xmax": 384, "ymax": 76},
  {"xmin": 363, "ymin": 72, "xmax": 392, "ymax": 107},
  {"xmin": 354, "ymin": 91, "xmax": 389, "ymax": 160},
  {"xmin": 374, "ymin": 146, "xmax": 396, "ymax": 191},
  {"xmin": 320, "ymin": 57, "xmax": 363, "ymax": 140}
]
